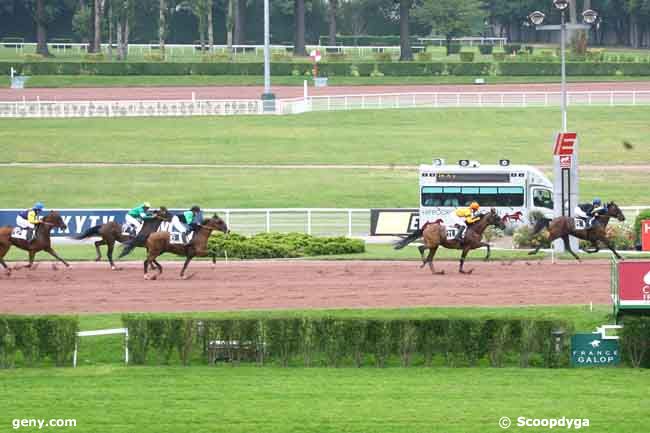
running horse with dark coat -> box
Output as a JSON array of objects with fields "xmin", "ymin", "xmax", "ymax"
[
  {"xmin": 0, "ymin": 211, "xmax": 69, "ymax": 275},
  {"xmin": 73, "ymin": 207, "xmax": 172, "ymax": 270},
  {"xmin": 528, "ymin": 201, "xmax": 626, "ymax": 260},
  {"xmin": 143, "ymin": 214, "xmax": 229, "ymax": 280},
  {"xmin": 394, "ymin": 208, "xmax": 505, "ymax": 274}
]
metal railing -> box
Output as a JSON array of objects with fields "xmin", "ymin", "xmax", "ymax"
[
  {"xmin": 279, "ymin": 91, "xmax": 650, "ymax": 114},
  {"xmin": 2, "ymin": 91, "xmax": 650, "ymax": 118},
  {"xmin": 0, "ymin": 98, "xmax": 264, "ymax": 118}
]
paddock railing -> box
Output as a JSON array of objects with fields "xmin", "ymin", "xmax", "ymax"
[{"xmin": 3, "ymin": 91, "xmax": 650, "ymax": 118}]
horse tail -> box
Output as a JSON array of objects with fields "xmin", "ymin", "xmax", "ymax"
[
  {"xmin": 73, "ymin": 224, "xmax": 102, "ymax": 240},
  {"xmin": 393, "ymin": 228, "xmax": 423, "ymax": 250},
  {"xmin": 531, "ymin": 218, "xmax": 551, "ymax": 236},
  {"xmin": 119, "ymin": 240, "xmax": 136, "ymax": 258}
]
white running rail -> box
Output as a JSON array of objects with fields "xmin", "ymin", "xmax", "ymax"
[{"xmin": 3, "ymin": 91, "xmax": 649, "ymax": 118}]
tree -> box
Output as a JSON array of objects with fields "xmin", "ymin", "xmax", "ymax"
[
  {"xmin": 26, "ymin": 0, "xmax": 66, "ymax": 56},
  {"xmin": 327, "ymin": 0, "xmax": 338, "ymax": 45},
  {"xmin": 159, "ymin": 0, "xmax": 166, "ymax": 57},
  {"xmin": 294, "ymin": 0, "xmax": 307, "ymax": 56},
  {"xmin": 234, "ymin": 0, "xmax": 246, "ymax": 45},
  {"xmin": 94, "ymin": 0, "xmax": 105, "ymax": 52},
  {"xmin": 398, "ymin": 0, "xmax": 412, "ymax": 60},
  {"xmin": 415, "ymin": 0, "xmax": 485, "ymax": 55}
]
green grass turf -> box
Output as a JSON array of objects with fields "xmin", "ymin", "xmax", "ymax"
[
  {"xmin": 0, "ymin": 166, "xmax": 648, "ymax": 208},
  {"xmin": 5, "ymin": 74, "xmax": 650, "ymax": 88},
  {"xmin": 1, "ymin": 365, "xmax": 648, "ymax": 433},
  {"xmin": 1, "ymin": 108, "xmax": 649, "ymax": 166}
]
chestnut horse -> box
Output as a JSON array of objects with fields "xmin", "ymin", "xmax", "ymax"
[
  {"xmin": 143, "ymin": 214, "xmax": 228, "ymax": 280},
  {"xmin": 528, "ymin": 201, "xmax": 626, "ymax": 260},
  {"xmin": 0, "ymin": 211, "xmax": 69, "ymax": 275},
  {"xmin": 394, "ymin": 208, "xmax": 505, "ymax": 274},
  {"xmin": 73, "ymin": 207, "xmax": 172, "ymax": 270}
]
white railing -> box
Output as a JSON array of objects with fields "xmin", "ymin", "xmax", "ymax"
[
  {"xmin": 3, "ymin": 91, "xmax": 650, "ymax": 118},
  {"xmin": 4, "ymin": 41, "xmax": 504, "ymax": 58},
  {"xmin": 207, "ymin": 208, "xmax": 370, "ymax": 237},
  {"xmin": 0, "ymin": 98, "xmax": 264, "ymax": 118},
  {"xmin": 280, "ymin": 91, "xmax": 650, "ymax": 114}
]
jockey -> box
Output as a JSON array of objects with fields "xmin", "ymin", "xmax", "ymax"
[
  {"xmin": 125, "ymin": 202, "xmax": 153, "ymax": 235},
  {"xmin": 172, "ymin": 205, "xmax": 203, "ymax": 242},
  {"xmin": 576, "ymin": 198, "xmax": 606, "ymax": 228},
  {"xmin": 454, "ymin": 202, "xmax": 481, "ymax": 242},
  {"xmin": 16, "ymin": 202, "xmax": 45, "ymax": 241}
]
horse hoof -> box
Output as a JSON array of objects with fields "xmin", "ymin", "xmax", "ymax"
[
  {"xmin": 111, "ymin": 266, "xmax": 118, "ymax": 271},
  {"xmin": 433, "ymin": 270, "xmax": 445, "ymax": 275},
  {"xmin": 95, "ymin": 257, "xmax": 101, "ymax": 262},
  {"xmin": 51, "ymin": 264, "xmax": 58, "ymax": 271}
]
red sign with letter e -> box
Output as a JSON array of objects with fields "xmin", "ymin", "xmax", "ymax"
[
  {"xmin": 554, "ymin": 132, "xmax": 577, "ymax": 155},
  {"xmin": 642, "ymin": 220, "xmax": 650, "ymax": 251}
]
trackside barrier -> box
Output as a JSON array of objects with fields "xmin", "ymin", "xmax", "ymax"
[
  {"xmin": 73, "ymin": 328, "xmax": 128, "ymax": 367},
  {"xmin": 0, "ymin": 207, "xmax": 646, "ymax": 239},
  {"xmin": 3, "ymin": 91, "xmax": 650, "ymax": 118},
  {"xmin": 611, "ymin": 258, "xmax": 650, "ymax": 321}
]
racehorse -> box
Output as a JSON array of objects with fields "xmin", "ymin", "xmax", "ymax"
[
  {"xmin": 528, "ymin": 201, "xmax": 626, "ymax": 260},
  {"xmin": 143, "ymin": 214, "xmax": 229, "ymax": 280},
  {"xmin": 501, "ymin": 211, "xmax": 523, "ymax": 224},
  {"xmin": 73, "ymin": 207, "xmax": 171, "ymax": 270},
  {"xmin": 394, "ymin": 208, "xmax": 506, "ymax": 274},
  {"xmin": 0, "ymin": 211, "xmax": 69, "ymax": 275}
]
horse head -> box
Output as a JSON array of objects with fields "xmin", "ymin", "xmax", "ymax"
[
  {"xmin": 606, "ymin": 201, "xmax": 625, "ymax": 222},
  {"xmin": 487, "ymin": 208, "xmax": 506, "ymax": 230},
  {"xmin": 154, "ymin": 206, "xmax": 172, "ymax": 221},
  {"xmin": 204, "ymin": 214, "xmax": 229, "ymax": 234},
  {"xmin": 42, "ymin": 211, "xmax": 67, "ymax": 230}
]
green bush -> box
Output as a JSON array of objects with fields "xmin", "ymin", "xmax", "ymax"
[
  {"xmin": 325, "ymin": 52, "xmax": 347, "ymax": 62},
  {"xmin": 122, "ymin": 315, "xmax": 572, "ymax": 368},
  {"xmin": 504, "ymin": 44, "xmax": 521, "ymax": 55},
  {"xmin": 83, "ymin": 52, "xmax": 105, "ymax": 62},
  {"xmin": 374, "ymin": 51, "xmax": 393, "ymax": 62},
  {"xmin": 524, "ymin": 45, "xmax": 534, "ymax": 54},
  {"xmin": 513, "ymin": 225, "xmax": 551, "ymax": 249},
  {"xmin": 446, "ymin": 62, "xmax": 491, "ymax": 76},
  {"xmin": 201, "ymin": 52, "xmax": 230, "ymax": 62},
  {"xmin": 478, "ymin": 44, "xmax": 493, "ymax": 55},
  {"xmin": 207, "ymin": 232, "xmax": 365, "ymax": 260},
  {"xmin": 633, "ymin": 209, "xmax": 650, "ymax": 244},
  {"xmin": 459, "ymin": 51, "xmax": 475, "ymax": 62},
  {"xmin": 579, "ymin": 223, "xmax": 636, "ymax": 251},
  {"xmin": 0, "ymin": 316, "xmax": 78, "ymax": 368},
  {"xmin": 446, "ymin": 43, "xmax": 461, "ymax": 55},
  {"xmin": 492, "ymin": 51, "xmax": 505, "ymax": 61},
  {"xmin": 415, "ymin": 51, "xmax": 433, "ymax": 62},
  {"xmin": 620, "ymin": 316, "xmax": 650, "ymax": 368}
]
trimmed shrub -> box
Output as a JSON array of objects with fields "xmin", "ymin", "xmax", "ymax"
[
  {"xmin": 207, "ymin": 232, "xmax": 365, "ymax": 260},
  {"xmin": 374, "ymin": 51, "xmax": 393, "ymax": 62},
  {"xmin": 620, "ymin": 316, "xmax": 650, "ymax": 368},
  {"xmin": 415, "ymin": 51, "xmax": 433, "ymax": 62},
  {"xmin": 478, "ymin": 44, "xmax": 493, "ymax": 55},
  {"xmin": 83, "ymin": 52, "xmax": 105, "ymax": 62},
  {"xmin": 633, "ymin": 209, "xmax": 650, "ymax": 245},
  {"xmin": 0, "ymin": 316, "xmax": 78, "ymax": 368},
  {"xmin": 446, "ymin": 62, "xmax": 491, "ymax": 76},
  {"xmin": 493, "ymin": 51, "xmax": 506, "ymax": 61},
  {"xmin": 524, "ymin": 45, "xmax": 534, "ymax": 54},
  {"xmin": 122, "ymin": 315, "xmax": 573, "ymax": 368},
  {"xmin": 446, "ymin": 43, "xmax": 461, "ymax": 55},
  {"xmin": 459, "ymin": 51, "xmax": 475, "ymax": 62},
  {"xmin": 513, "ymin": 225, "xmax": 551, "ymax": 249}
]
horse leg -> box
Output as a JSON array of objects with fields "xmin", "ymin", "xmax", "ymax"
[
  {"xmin": 143, "ymin": 259, "xmax": 149, "ymax": 278},
  {"xmin": 0, "ymin": 244, "xmax": 10, "ymax": 276},
  {"xmin": 584, "ymin": 241, "xmax": 600, "ymax": 254},
  {"xmin": 604, "ymin": 240, "xmax": 623, "ymax": 260},
  {"xmin": 154, "ymin": 260, "xmax": 163, "ymax": 274},
  {"xmin": 459, "ymin": 248, "xmax": 473, "ymax": 274},
  {"xmin": 94, "ymin": 240, "xmax": 105, "ymax": 262},
  {"xmin": 418, "ymin": 245, "xmax": 427, "ymax": 263},
  {"xmin": 15, "ymin": 251, "xmax": 37, "ymax": 270},
  {"xmin": 107, "ymin": 241, "xmax": 118, "ymax": 270},
  {"xmin": 428, "ymin": 246, "xmax": 444, "ymax": 275},
  {"xmin": 562, "ymin": 235, "xmax": 581, "ymax": 261},
  {"xmin": 180, "ymin": 255, "xmax": 194, "ymax": 279},
  {"xmin": 45, "ymin": 247, "xmax": 69, "ymax": 267},
  {"xmin": 420, "ymin": 247, "xmax": 433, "ymax": 269},
  {"xmin": 481, "ymin": 242, "xmax": 491, "ymax": 261}
]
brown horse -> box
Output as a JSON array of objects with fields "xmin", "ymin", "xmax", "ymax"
[
  {"xmin": 73, "ymin": 207, "xmax": 172, "ymax": 270},
  {"xmin": 394, "ymin": 208, "xmax": 506, "ymax": 274},
  {"xmin": 143, "ymin": 214, "xmax": 229, "ymax": 280},
  {"xmin": 528, "ymin": 201, "xmax": 626, "ymax": 260},
  {"xmin": 0, "ymin": 211, "xmax": 69, "ymax": 275}
]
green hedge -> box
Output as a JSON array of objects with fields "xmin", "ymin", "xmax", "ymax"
[
  {"xmin": 122, "ymin": 315, "xmax": 572, "ymax": 368},
  {"xmin": 4, "ymin": 60, "xmax": 650, "ymax": 77},
  {"xmin": 633, "ymin": 209, "xmax": 650, "ymax": 245},
  {"xmin": 318, "ymin": 35, "xmax": 420, "ymax": 47},
  {"xmin": 207, "ymin": 232, "xmax": 365, "ymax": 259},
  {"xmin": 0, "ymin": 315, "xmax": 78, "ymax": 368},
  {"xmin": 620, "ymin": 316, "xmax": 650, "ymax": 368}
]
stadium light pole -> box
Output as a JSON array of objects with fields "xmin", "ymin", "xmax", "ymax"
[
  {"xmin": 261, "ymin": 0, "xmax": 275, "ymax": 111},
  {"xmin": 529, "ymin": 2, "xmax": 598, "ymax": 253}
]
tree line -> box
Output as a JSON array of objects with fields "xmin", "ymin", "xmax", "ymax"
[{"xmin": 0, "ymin": 0, "xmax": 648, "ymax": 61}]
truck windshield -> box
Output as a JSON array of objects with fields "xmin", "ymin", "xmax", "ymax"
[{"xmin": 421, "ymin": 186, "xmax": 525, "ymax": 207}]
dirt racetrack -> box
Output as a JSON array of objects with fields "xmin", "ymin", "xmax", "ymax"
[{"xmin": 0, "ymin": 260, "xmax": 610, "ymax": 314}]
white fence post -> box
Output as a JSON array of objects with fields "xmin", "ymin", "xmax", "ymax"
[
  {"xmin": 307, "ymin": 210, "xmax": 312, "ymax": 235},
  {"xmin": 266, "ymin": 210, "xmax": 271, "ymax": 233},
  {"xmin": 347, "ymin": 210, "xmax": 353, "ymax": 237}
]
